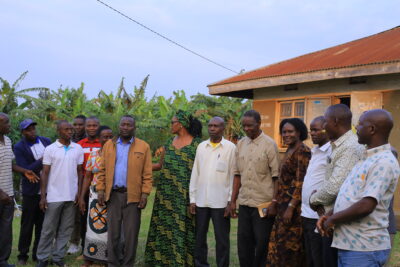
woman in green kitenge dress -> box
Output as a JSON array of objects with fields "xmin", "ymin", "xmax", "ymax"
[{"xmin": 145, "ymin": 110, "xmax": 203, "ymax": 267}]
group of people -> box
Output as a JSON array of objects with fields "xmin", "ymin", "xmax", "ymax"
[{"xmin": 0, "ymin": 103, "xmax": 398, "ymax": 267}]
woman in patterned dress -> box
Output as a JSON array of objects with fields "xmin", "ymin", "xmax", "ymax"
[
  {"xmin": 267, "ymin": 118, "xmax": 311, "ymax": 267},
  {"xmin": 145, "ymin": 110, "xmax": 203, "ymax": 266},
  {"xmin": 78, "ymin": 126, "xmax": 113, "ymax": 267}
]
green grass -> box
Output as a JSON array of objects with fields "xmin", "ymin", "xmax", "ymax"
[
  {"xmin": 9, "ymin": 190, "xmax": 399, "ymax": 266},
  {"xmin": 9, "ymin": 190, "xmax": 239, "ymax": 266}
]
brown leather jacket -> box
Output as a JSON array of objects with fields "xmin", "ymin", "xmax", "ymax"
[{"xmin": 96, "ymin": 137, "xmax": 152, "ymax": 203}]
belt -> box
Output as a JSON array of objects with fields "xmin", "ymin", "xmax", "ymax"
[{"xmin": 112, "ymin": 186, "xmax": 127, "ymax": 193}]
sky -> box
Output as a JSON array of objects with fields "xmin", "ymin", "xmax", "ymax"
[{"xmin": 0, "ymin": 0, "xmax": 399, "ymax": 99}]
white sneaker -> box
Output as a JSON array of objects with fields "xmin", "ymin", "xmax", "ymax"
[{"xmin": 67, "ymin": 243, "xmax": 81, "ymax": 254}]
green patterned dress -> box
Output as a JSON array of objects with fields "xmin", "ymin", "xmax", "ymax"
[{"xmin": 145, "ymin": 137, "xmax": 201, "ymax": 267}]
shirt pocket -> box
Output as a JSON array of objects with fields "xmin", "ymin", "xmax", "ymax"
[
  {"xmin": 255, "ymin": 151, "xmax": 268, "ymax": 175},
  {"xmin": 134, "ymin": 152, "xmax": 144, "ymax": 161},
  {"xmin": 216, "ymin": 161, "xmax": 228, "ymax": 173}
]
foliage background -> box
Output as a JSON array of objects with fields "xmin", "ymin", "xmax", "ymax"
[
  {"xmin": 1, "ymin": 72, "xmax": 251, "ymax": 148},
  {"xmin": 1, "ymin": 72, "xmax": 251, "ymax": 194}
]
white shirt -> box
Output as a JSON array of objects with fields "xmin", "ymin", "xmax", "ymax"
[
  {"xmin": 0, "ymin": 136, "xmax": 15, "ymax": 197},
  {"xmin": 43, "ymin": 140, "xmax": 84, "ymax": 203},
  {"xmin": 30, "ymin": 140, "xmax": 46, "ymax": 160},
  {"xmin": 332, "ymin": 144, "xmax": 400, "ymax": 251},
  {"xmin": 190, "ymin": 138, "xmax": 237, "ymax": 208},
  {"xmin": 30, "ymin": 139, "xmax": 46, "ymax": 194},
  {"xmin": 301, "ymin": 142, "xmax": 331, "ymax": 219}
]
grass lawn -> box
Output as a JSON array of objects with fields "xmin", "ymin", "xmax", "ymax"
[{"xmin": 9, "ymin": 190, "xmax": 400, "ymax": 266}]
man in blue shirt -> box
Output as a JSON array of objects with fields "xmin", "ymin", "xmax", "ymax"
[{"xmin": 14, "ymin": 119, "xmax": 51, "ymax": 265}]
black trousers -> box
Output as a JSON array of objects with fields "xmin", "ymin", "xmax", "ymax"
[
  {"xmin": 237, "ymin": 205, "xmax": 274, "ymax": 267},
  {"xmin": 107, "ymin": 192, "xmax": 141, "ymax": 267},
  {"xmin": 80, "ymin": 194, "xmax": 89, "ymax": 250},
  {"xmin": 302, "ymin": 217, "xmax": 323, "ymax": 267},
  {"xmin": 0, "ymin": 199, "xmax": 14, "ymax": 266},
  {"xmin": 195, "ymin": 207, "xmax": 230, "ymax": 267},
  {"xmin": 322, "ymin": 235, "xmax": 338, "ymax": 267},
  {"xmin": 18, "ymin": 195, "xmax": 44, "ymax": 261}
]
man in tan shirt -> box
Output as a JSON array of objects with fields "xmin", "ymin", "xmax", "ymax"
[{"xmin": 230, "ymin": 110, "xmax": 280, "ymax": 267}]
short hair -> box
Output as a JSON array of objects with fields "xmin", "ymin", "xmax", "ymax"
[
  {"xmin": 279, "ymin": 118, "xmax": 308, "ymax": 141},
  {"xmin": 243, "ymin": 110, "xmax": 261, "ymax": 123},
  {"xmin": 326, "ymin": 104, "xmax": 352, "ymax": 127},
  {"xmin": 97, "ymin": 125, "xmax": 111, "ymax": 136},
  {"xmin": 56, "ymin": 120, "xmax": 70, "ymax": 130},
  {"xmin": 86, "ymin": 116, "xmax": 100, "ymax": 124},
  {"xmin": 0, "ymin": 112, "xmax": 8, "ymax": 120},
  {"xmin": 74, "ymin": 115, "xmax": 86, "ymax": 121},
  {"xmin": 120, "ymin": 115, "xmax": 135, "ymax": 123},
  {"xmin": 312, "ymin": 116, "xmax": 325, "ymax": 125}
]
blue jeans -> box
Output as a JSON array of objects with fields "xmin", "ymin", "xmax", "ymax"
[{"xmin": 338, "ymin": 249, "xmax": 390, "ymax": 267}]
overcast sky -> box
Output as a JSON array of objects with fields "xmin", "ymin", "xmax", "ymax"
[{"xmin": 1, "ymin": 0, "xmax": 398, "ymax": 99}]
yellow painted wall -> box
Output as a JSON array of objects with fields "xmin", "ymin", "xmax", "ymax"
[{"xmin": 383, "ymin": 90, "xmax": 400, "ymax": 229}]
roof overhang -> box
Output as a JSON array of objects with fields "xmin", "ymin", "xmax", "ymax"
[{"xmin": 208, "ymin": 61, "xmax": 400, "ymax": 98}]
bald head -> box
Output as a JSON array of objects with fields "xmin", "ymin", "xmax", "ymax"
[{"xmin": 356, "ymin": 109, "xmax": 393, "ymax": 147}]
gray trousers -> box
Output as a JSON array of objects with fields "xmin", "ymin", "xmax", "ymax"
[
  {"xmin": 36, "ymin": 201, "xmax": 76, "ymax": 262},
  {"xmin": 0, "ymin": 200, "xmax": 14, "ymax": 265},
  {"xmin": 107, "ymin": 192, "xmax": 141, "ymax": 267}
]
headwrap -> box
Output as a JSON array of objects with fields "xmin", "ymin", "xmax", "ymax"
[{"xmin": 175, "ymin": 109, "xmax": 192, "ymax": 129}]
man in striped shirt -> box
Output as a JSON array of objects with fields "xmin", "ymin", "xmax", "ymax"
[{"xmin": 0, "ymin": 113, "xmax": 39, "ymax": 267}]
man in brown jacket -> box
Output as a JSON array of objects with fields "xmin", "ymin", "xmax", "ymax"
[{"xmin": 97, "ymin": 115, "xmax": 152, "ymax": 267}]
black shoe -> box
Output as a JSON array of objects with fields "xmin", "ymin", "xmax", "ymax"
[
  {"xmin": 17, "ymin": 259, "xmax": 27, "ymax": 266},
  {"xmin": 51, "ymin": 261, "xmax": 65, "ymax": 267},
  {"xmin": 35, "ymin": 260, "xmax": 48, "ymax": 267}
]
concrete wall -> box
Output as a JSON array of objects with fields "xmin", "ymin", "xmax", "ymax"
[
  {"xmin": 253, "ymin": 73, "xmax": 400, "ymax": 100},
  {"xmin": 253, "ymin": 100, "xmax": 276, "ymax": 139},
  {"xmin": 383, "ymin": 90, "xmax": 400, "ymax": 229},
  {"xmin": 251, "ymin": 76, "xmax": 400, "ymax": 229}
]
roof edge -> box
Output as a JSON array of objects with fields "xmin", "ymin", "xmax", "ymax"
[
  {"xmin": 209, "ymin": 26, "xmax": 400, "ymax": 87},
  {"xmin": 208, "ymin": 61, "xmax": 400, "ymax": 95}
]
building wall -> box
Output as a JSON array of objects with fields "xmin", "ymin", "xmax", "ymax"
[
  {"xmin": 383, "ymin": 90, "xmax": 400, "ymax": 228},
  {"xmin": 253, "ymin": 100, "xmax": 276, "ymax": 139},
  {"xmin": 253, "ymin": 73, "xmax": 400, "ymax": 100},
  {"xmin": 252, "ymin": 78, "xmax": 400, "ymax": 229}
]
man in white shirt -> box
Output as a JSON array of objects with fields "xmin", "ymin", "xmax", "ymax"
[
  {"xmin": 190, "ymin": 117, "xmax": 236, "ymax": 267},
  {"xmin": 36, "ymin": 121, "xmax": 84, "ymax": 267},
  {"xmin": 301, "ymin": 116, "xmax": 331, "ymax": 267},
  {"xmin": 318, "ymin": 109, "xmax": 400, "ymax": 267}
]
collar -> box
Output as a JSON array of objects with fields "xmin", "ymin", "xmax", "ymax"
[
  {"xmin": 117, "ymin": 137, "xmax": 134, "ymax": 144},
  {"xmin": 331, "ymin": 130, "xmax": 354, "ymax": 149},
  {"xmin": 206, "ymin": 137, "xmax": 226, "ymax": 148},
  {"xmin": 26, "ymin": 136, "xmax": 40, "ymax": 147},
  {"xmin": 246, "ymin": 131, "xmax": 264, "ymax": 145},
  {"xmin": 55, "ymin": 140, "xmax": 74, "ymax": 148},
  {"xmin": 320, "ymin": 142, "xmax": 331, "ymax": 151},
  {"xmin": 80, "ymin": 137, "xmax": 100, "ymax": 144},
  {"xmin": 365, "ymin": 143, "xmax": 391, "ymax": 158}
]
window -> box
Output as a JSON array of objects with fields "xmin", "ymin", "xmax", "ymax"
[
  {"xmin": 279, "ymin": 100, "xmax": 305, "ymax": 147},
  {"xmin": 279, "ymin": 100, "xmax": 305, "ymax": 121}
]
